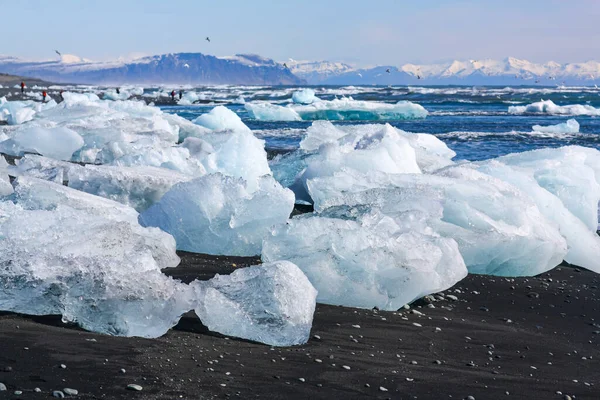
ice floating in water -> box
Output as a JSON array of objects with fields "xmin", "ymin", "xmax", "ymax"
[
  {"xmin": 192, "ymin": 261, "xmax": 317, "ymax": 346},
  {"xmin": 532, "ymin": 119, "xmax": 579, "ymax": 134},
  {"xmin": 263, "ymin": 209, "xmax": 467, "ymax": 310},
  {"xmin": 509, "ymin": 100, "xmax": 600, "ymax": 116},
  {"xmin": 193, "ymin": 105, "xmax": 249, "ymax": 132},
  {"xmin": 178, "ymin": 91, "xmax": 206, "ymax": 105},
  {"xmin": 292, "ymin": 89, "xmax": 317, "ymax": 104},
  {"xmin": 0, "ymin": 126, "xmax": 84, "ymax": 161},
  {"xmin": 102, "ymin": 87, "xmax": 143, "ymax": 101},
  {"xmin": 246, "ymin": 97, "xmax": 428, "ymax": 121},
  {"xmin": 245, "ymin": 102, "xmax": 302, "ymax": 121},
  {"xmin": 140, "ymin": 173, "xmax": 294, "ymax": 256}
]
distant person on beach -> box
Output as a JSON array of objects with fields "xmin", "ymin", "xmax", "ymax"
[
  {"xmin": 116, "ymin": 88, "xmax": 120, "ymax": 94},
  {"xmin": 20, "ymin": 81, "xmax": 25, "ymax": 93},
  {"xmin": 171, "ymin": 90, "xmax": 176, "ymax": 101},
  {"xmin": 179, "ymin": 90, "xmax": 183, "ymax": 100},
  {"xmin": 59, "ymin": 90, "xmax": 64, "ymax": 101},
  {"xmin": 42, "ymin": 90, "xmax": 47, "ymax": 102}
]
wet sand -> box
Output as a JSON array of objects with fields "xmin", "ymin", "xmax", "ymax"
[{"xmin": 0, "ymin": 252, "xmax": 598, "ymax": 399}]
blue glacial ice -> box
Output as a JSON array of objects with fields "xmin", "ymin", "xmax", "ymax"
[
  {"xmin": 262, "ymin": 208, "xmax": 467, "ymax": 310},
  {"xmin": 532, "ymin": 118, "xmax": 579, "ymax": 134},
  {"xmin": 1, "ymin": 177, "xmax": 317, "ymax": 345},
  {"xmin": 140, "ymin": 173, "xmax": 295, "ymax": 256},
  {"xmin": 509, "ymin": 100, "xmax": 600, "ymax": 116},
  {"xmin": 292, "ymin": 89, "xmax": 317, "ymax": 104},
  {"xmin": 192, "ymin": 260, "xmax": 317, "ymax": 346},
  {"xmin": 246, "ymin": 97, "xmax": 428, "ymax": 121}
]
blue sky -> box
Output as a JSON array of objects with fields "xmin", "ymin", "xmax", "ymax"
[{"xmin": 5, "ymin": 0, "xmax": 600, "ymax": 65}]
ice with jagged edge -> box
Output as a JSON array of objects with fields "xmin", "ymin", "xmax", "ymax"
[
  {"xmin": 532, "ymin": 119, "xmax": 579, "ymax": 134},
  {"xmin": 1, "ymin": 177, "xmax": 316, "ymax": 345},
  {"xmin": 191, "ymin": 261, "xmax": 317, "ymax": 346},
  {"xmin": 302, "ymin": 143, "xmax": 600, "ymax": 276},
  {"xmin": 509, "ymin": 100, "xmax": 600, "ymax": 116},
  {"xmin": 0, "ymin": 96, "xmax": 57, "ymax": 125},
  {"xmin": 0, "ymin": 126, "xmax": 84, "ymax": 160},
  {"xmin": 273, "ymin": 122, "xmax": 454, "ymax": 203},
  {"xmin": 292, "ymin": 89, "xmax": 317, "ymax": 104},
  {"xmin": 0, "ymin": 180, "xmax": 189, "ymax": 337},
  {"xmin": 263, "ymin": 208, "xmax": 467, "ymax": 310},
  {"xmin": 102, "ymin": 87, "xmax": 144, "ymax": 101},
  {"xmin": 140, "ymin": 173, "xmax": 294, "ymax": 256},
  {"xmin": 245, "ymin": 97, "xmax": 428, "ymax": 121},
  {"xmin": 68, "ymin": 163, "xmax": 192, "ymax": 212}
]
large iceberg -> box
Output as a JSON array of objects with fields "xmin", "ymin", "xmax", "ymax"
[
  {"xmin": 263, "ymin": 209, "xmax": 467, "ymax": 310},
  {"xmin": 140, "ymin": 173, "xmax": 295, "ymax": 256},
  {"xmin": 246, "ymin": 97, "xmax": 428, "ymax": 121},
  {"xmin": 532, "ymin": 119, "xmax": 579, "ymax": 134},
  {"xmin": 192, "ymin": 261, "xmax": 317, "ymax": 346},
  {"xmin": 509, "ymin": 100, "xmax": 600, "ymax": 116}
]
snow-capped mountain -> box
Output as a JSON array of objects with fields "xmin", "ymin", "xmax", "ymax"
[
  {"xmin": 0, "ymin": 53, "xmax": 304, "ymax": 85},
  {"xmin": 292, "ymin": 57, "xmax": 600, "ymax": 85}
]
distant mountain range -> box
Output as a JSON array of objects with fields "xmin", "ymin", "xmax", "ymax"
[
  {"xmin": 1, "ymin": 52, "xmax": 599, "ymax": 86},
  {"xmin": 288, "ymin": 57, "xmax": 600, "ymax": 85},
  {"xmin": 0, "ymin": 53, "xmax": 304, "ymax": 85}
]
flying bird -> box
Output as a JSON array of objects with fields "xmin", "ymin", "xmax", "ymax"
[
  {"xmin": 206, "ymin": 37, "xmax": 210, "ymax": 42},
  {"xmin": 55, "ymin": 50, "xmax": 61, "ymax": 56}
]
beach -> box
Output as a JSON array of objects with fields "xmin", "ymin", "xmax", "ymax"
[{"xmin": 0, "ymin": 253, "xmax": 598, "ymax": 399}]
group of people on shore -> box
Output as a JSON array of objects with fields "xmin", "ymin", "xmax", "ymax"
[{"xmin": 20, "ymin": 81, "xmax": 57, "ymax": 103}]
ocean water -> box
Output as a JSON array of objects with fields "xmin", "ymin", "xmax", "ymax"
[{"xmin": 160, "ymin": 85, "xmax": 600, "ymax": 161}]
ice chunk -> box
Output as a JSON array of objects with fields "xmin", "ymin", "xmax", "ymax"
[
  {"xmin": 470, "ymin": 159, "xmax": 600, "ymax": 273},
  {"xmin": 509, "ymin": 100, "xmax": 600, "ymax": 116},
  {"xmin": 532, "ymin": 119, "xmax": 579, "ymax": 134},
  {"xmin": 306, "ymin": 168, "xmax": 568, "ymax": 277},
  {"xmin": 292, "ymin": 124, "xmax": 421, "ymax": 203},
  {"xmin": 0, "ymin": 97, "xmax": 57, "ymax": 125},
  {"xmin": 192, "ymin": 261, "xmax": 317, "ymax": 346},
  {"xmin": 0, "ymin": 126, "xmax": 84, "ymax": 161},
  {"xmin": 10, "ymin": 154, "xmax": 81, "ymax": 184},
  {"xmin": 68, "ymin": 164, "xmax": 192, "ymax": 212},
  {"xmin": 292, "ymin": 89, "xmax": 317, "ymax": 104},
  {"xmin": 198, "ymin": 129, "xmax": 272, "ymax": 192},
  {"xmin": 193, "ymin": 106, "xmax": 250, "ymax": 132},
  {"xmin": 0, "ymin": 199, "xmax": 190, "ymax": 337},
  {"xmin": 0, "ymin": 156, "xmax": 13, "ymax": 197},
  {"xmin": 139, "ymin": 174, "xmax": 295, "ymax": 256},
  {"xmin": 262, "ymin": 209, "xmax": 467, "ymax": 310},
  {"xmin": 245, "ymin": 102, "xmax": 302, "ymax": 121},
  {"xmin": 492, "ymin": 146, "xmax": 600, "ymax": 232},
  {"xmin": 246, "ymin": 98, "xmax": 428, "ymax": 121},
  {"xmin": 12, "ymin": 176, "xmax": 181, "ymax": 270},
  {"xmin": 177, "ymin": 91, "xmax": 207, "ymax": 105},
  {"xmin": 299, "ymin": 121, "xmax": 348, "ymax": 151}
]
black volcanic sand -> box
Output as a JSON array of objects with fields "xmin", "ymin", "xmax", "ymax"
[{"xmin": 0, "ymin": 252, "xmax": 598, "ymax": 400}]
